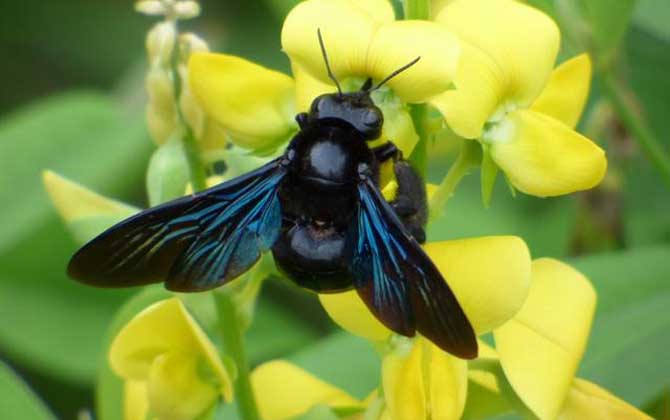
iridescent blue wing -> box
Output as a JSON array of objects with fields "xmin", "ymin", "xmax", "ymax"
[
  {"xmin": 350, "ymin": 177, "xmax": 478, "ymax": 359},
  {"xmin": 68, "ymin": 158, "xmax": 286, "ymax": 292}
]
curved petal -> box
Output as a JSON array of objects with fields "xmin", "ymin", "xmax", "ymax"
[
  {"xmin": 382, "ymin": 342, "xmax": 426, "ymax": 419},
  {"xmin": 423, "ymin": 236, "xmax": 531, "ymax": 334},
  {"xmin": 486, "ymin": 110, "xmax": 607, "ymax": 197},
  {"xmin": 124, "ymin": 380, "xmax": 149, "ymax": 420},
  {"xmin": 282, "ymin": 0, "xmax": 377, "ymax": 84},
  {"xmin": 43, "ymin": 170, "xmax": 136, "ymax": 222},
  {"xmin": 430, "ymin": 42, "xmax": 506, "ymax": 139},
  {"xmin": 188, "ymin": 53, "xmax": 295, "ymax": 150},
  {"xmin": 437, "ymin": 0, "xmax": 560, "ymax": 107},
  {"xmin": 251, "ymin": 360, "xmax": 361, "ymax": 420},
  {"xmin": 147, "ymin": 352, "xmax": 218, "ymax": 420},
  {"xmin": 494, "ymin": 258, "xmax": 597, "ymax": 420},
  {"xmin": 42, "ymin": 170, "xmax": 139, "ymax": 244},
  {"xmin": 558, "ymin": 378, "xmax": 654, "ymax": 420},
  {"xmin": 427, "ymin": 341, "xmax": 468, "ymax": 420},
  {"xmin": 109, "ymin": 298, "xmax": 233, "ymax": 401},
  {"xmin": 366, "ymin": 20, "xmax": 460, "ymax": 102},
  {"xmin": 319, "ymin": 291, "xmax": 392, "ymax": 342},
  {"xmin": 532, "ymin": 54, "xmax": 593, "ymax": 129}
]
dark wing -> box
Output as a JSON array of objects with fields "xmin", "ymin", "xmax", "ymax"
[
  {"xmin": 350, "ymin": 177, "xmax": 478, "ymax": 359},
  {"xmin": 68, "ymin": 158, "xmax": 286, "ymax": 292}
]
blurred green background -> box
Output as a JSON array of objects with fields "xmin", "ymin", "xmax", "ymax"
[{"xmin": 0, "ymin": 0, "xmax": 668, "ymax": 418}]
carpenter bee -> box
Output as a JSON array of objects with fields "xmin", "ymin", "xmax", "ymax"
[{"xmin": 68, "ymin": 31, "xmax": 478, "ymax": 359}]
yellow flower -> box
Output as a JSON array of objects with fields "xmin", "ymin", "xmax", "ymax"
[
  {"xmin": 431, "ymin": 0, "xmax": 607, "ymax": 197},
  {"xmin": 109, "ymin": 298, "xmax": 233, "ymax": 420},
  {"xmin": 188, "ymin": 0, "xmax": 461, "ymax": 154},
  {"xmin": 320, "ymin": 235, "xmax": 531, "ymax": 418},
  {"xmin": 320, "ymin": 256, "xmax": 650, "ymax": 420}
]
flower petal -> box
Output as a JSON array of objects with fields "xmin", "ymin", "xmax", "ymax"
[
  {"xmin": 189, "ymin": 52, "xmax": 295, "ymax": 150},
  {"xmin": 348, "ymin": 0, "xmax": 395, "ymax": 23},
  {"xmin": 251, "ymin": 360, "xmax": 361, "ymax": 420},
  {"xmin": 486, "ymin": 109, "xmax": 607, "ymax": 197},
  {"xmin": 282, "ymin": 0, "xmax": 376, "ymax": 84},
  {"xmin": 382, "ymin": 341, "xmax": 426, "ymax": 419},
  {"xmin": 42, "ymin": 170, "xmax": 139, "ymax": 244},
  {"xmin": 124, "ymin": 380, "xmax": 149, "ymax": 420},
  {"xmin": 532, "ymin": 54, "xmax": 593, "ymax": 129},
  {"xmin": 147, "ymin": 352, "xmax": 218, "ymax": 420},
  {"xmin": 42, "ymin": 170, "xmax": 136, "ymax": 222},
  {"xmin": 109, "ymin": 298, "xmax": 232, "ymax": 401},
  {"xmin": 494, "ymin": 258, "xmax": 597, "ymax": 420},
  {"xmin": 423, "ymin": 236, "xmax": 531, "ymax": 334},
  {"xmin": 430, "ymin": 43, "xmax": 505, "ymax": 139},
  {"xmin": 292, "ymin": 62, "xmax": 334, "ymax": 113},
  {"xmin": 366, "ymin": 20, "xmax": 460, "ymax": 102},
  {"xmin": 558, "ymin": 378, "xmax": 654, "ymax": 420},
  {"xmin": 319, "ymin": 291, "xmax": 392, "ymax": 342},
  {"xmin": 437, "ymin": 0, "xmax": 560, "ymax": 107},
  {"xmin": 428, "ymin": 341, "xmax": 468, "ymax": 420}
]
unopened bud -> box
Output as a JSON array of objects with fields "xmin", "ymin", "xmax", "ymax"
[
  {"xmin": 174, "ymin": 1, "xmax": 201, "ymax": 19},
  {"xmin": 146, "ymin": 68, "xmax": 177, "ymax": 144},
  {"xmin": 135, "ymin": 0, "xmax": 167, "ymax": 16},
  {"xmin": 146, "ymin": 21, "xmax": 176, "ymax": 66}
]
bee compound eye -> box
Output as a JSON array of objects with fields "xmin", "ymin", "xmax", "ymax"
[{"xmin": 363, "ymin": 109, "xmax": 381, "ymax": 128}]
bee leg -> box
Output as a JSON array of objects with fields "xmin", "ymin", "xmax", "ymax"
[
  {"xmin": 391, "ymin": 159, "xmax": 428, "ymax": 244},
  {"xmin": 295, "ymin": 112, "xmax": 309, "ymax": 129},
  {"xmin": 372, "ymin": 142, "xmax": 400, "ymax": 163}
]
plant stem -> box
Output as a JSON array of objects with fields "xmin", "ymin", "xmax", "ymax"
[
  {"xmin": 601, "ymin": 72, "xmax": 670, "ymax": 184},
  {"xmin": 214, "ymin": 291, "xmax": 260, "ymax": 420},
  {"xmin": 428, "ymin": 143, "xmax": 475, "ymax": 223},
  {"xmin": 403, "ymin": 0, "xmax": 430, "ymax": 20},
  {"xmin": 169, "ymin": 21, "xmax": 208, "ymax": 192},
  {"xmin": 409, "ymin": 104, "xmax": 429, "ymax": 177}
]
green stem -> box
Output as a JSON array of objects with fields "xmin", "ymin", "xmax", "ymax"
[
  {"xmin": 601, "ymin": 72, "xmax": 670, "ymax": 184},
  {"xmin": 403, "ymin": 0, "xmax": 430, "ymax": 20},
  {"xmin": 428, "ymin": 143, "xmax": 475, "ymax": 223},
  {"xmin": 409, "ymin": 104, "xmax": 429, "ymax": 177},
  {"xmin": 214, "ymin": 291, "xmax": 260, "ymax": 420},
  {"xmin": 169, "ymin": 21, "xmax": 208, "ymax": 192}
]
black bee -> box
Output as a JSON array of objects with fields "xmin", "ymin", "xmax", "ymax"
[{"xmin": 68, "ymin": 32, "xmax": 478, "ymax": 359}]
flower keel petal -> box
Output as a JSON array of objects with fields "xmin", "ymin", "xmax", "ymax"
[
  {"xmin": 494, "ymin": 259, "xmax": 597, "ymax": 420},
  {"xmin": 486, "ymin": 110, "xmax": 607, "ymax": 197}
]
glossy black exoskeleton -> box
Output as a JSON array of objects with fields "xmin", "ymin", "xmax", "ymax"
[{"xmin": 67, "ymin": 32, "xmax": 478, "ymax": 358}]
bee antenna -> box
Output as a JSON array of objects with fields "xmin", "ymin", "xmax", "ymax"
[
  {"xmin": 368, "ymin": 56, "xmax": 421, "ymax": 92},
  {"xmin": 317, "ymin": 28, "xmax": 343, "ymax": 96}
]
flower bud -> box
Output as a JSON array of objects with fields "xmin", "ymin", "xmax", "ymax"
[
  {"xmin": 174, "ymin": 1, "xmax": 201, "ymax": 19},
  {"xmin": 146, "ymin": 21, "xmax": 176, "ymax": 67},
  {"xmin": 135, "ymin": 0, "xmax": 167, "ymax": 16},
  {"xmin": 145, "ymin": 68, "xmax": 177, "ymax": 144}
]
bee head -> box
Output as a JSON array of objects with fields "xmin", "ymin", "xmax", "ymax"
[
  {"xmin": 308, "ymin": 91, "xmax": 383, "ymax": 141},
  {"xmin": 310, "ymin": 29, "xmax": 420, "ymax": 142}
]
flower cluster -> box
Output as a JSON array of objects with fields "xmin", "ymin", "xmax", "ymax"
[{"xmin": 42, "ymin": 0, "xmax": 650, "ymax": 419}]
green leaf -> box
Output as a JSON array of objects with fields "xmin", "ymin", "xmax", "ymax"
[
  {"xmin": 633, "ymin": 0, "xmax": 670, "ymax": 42},
  {"xmin": 146, "ymin": 138, "xmax": 190, "ymax": 206},
  {"xmin": 293, "ymin": 405, "xmax": 340, "ymax": 420},
  {"xmin": 0, "ymin": 92, "xmax": 151, "ymax": 384},
  {"xmin": 573, "ymin": 246, "xmax": 670, "ymax": 406},
  {"xmin": 580, "ymin": 0, "xmax": 636, "ymax": 65},
  {"xmin": 0, "ymin": 360, "xmax": 55, "ymax": 420},
  {"xmin": 0, "ymin": 91, "xmax": 150, "ymax": 254},
  {"xmin": 289, "ymin": 332, "xmax": 380, "ymax": 400},
  {"xmin": 428, "ymin": 174, "xmax": 577, "ymax": 258}
]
